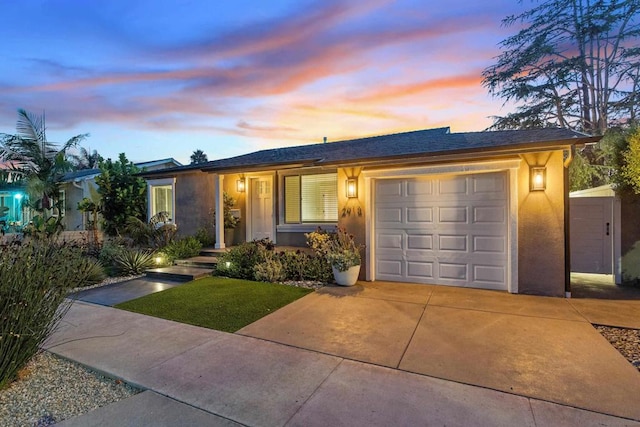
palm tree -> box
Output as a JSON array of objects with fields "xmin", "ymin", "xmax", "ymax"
[
  {"xmin": 0, "ymin": 109, "xmax": 88, "ymax": 216},
  {"xmin": 190, "ymin": 149, "xmax": 208, "ymax": 164},
  {"xmin": 70, "ymin": 146, "xmax": 103, "ymax": 170}
]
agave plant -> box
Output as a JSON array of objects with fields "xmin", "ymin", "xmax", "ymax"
[{"xmin": 113, "ymin": 249, "xmax": 156, "ymax": 275}]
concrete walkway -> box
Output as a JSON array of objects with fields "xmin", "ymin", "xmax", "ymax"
[
  {"xmin": 70, "ymin": 277, "xmax": 184, "ymax": 306},
  {"xmin": 46, "ymin": 287, "xmax": 640, "ymax": 426}
]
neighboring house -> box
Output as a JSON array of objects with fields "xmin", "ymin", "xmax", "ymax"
[
  {"xmin": 0, "ymin": 161, "xmax": 30, "ymax": 232},
  {"xmin": 140, "ymin": 127, "xmax": 600, "ymax": 296},
  {"xmin": 60, "ymin": 158, "xmax": 182, "ymax": 231}
]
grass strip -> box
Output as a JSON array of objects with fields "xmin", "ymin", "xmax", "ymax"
[{"xmin": 115, "ymin": 277, "xmax": 312, "ymax": 332}]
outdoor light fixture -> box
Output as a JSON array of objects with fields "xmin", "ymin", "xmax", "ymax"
[
  {"xmin": 346, "ymin": 178, "xmax": 358, "ymax": 198},
  {"xmin": 530, "ymin": 166, "xmax": 546, "ymax": 191},
  {"xmin": 236, "ymin": 178, "xmax": 245, "ymax": 193}
]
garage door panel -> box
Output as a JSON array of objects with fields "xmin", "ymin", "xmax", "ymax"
[
  {"xmin": 473, "ymin": 264, "xmax": 505, "ymax": 284},
  {"xmin": 473, "ymin": 236, "xmax": 506, "ymax": 254},
  {"xmin": 377, "ymin": 260, "xmax": 403, "ymax": 277},
  {"xmin": 407, "ymin": 261, "xmax": 434, "ymax": 279},
  {"xmin": 407, "ymin": 180, "xmax": 433, "ymax": 196},
  {"xmin": 377, "ymin": 233, "xmax": 403, "ymax": 249},
  {"xmin": 375, "ymin": 172, "xmax": 509, "ymax": 290},
  {"xmin": 377, "ymin": 207, "xmax": 403, "ymax": 223},
  {"xmin": 438, "ymin": 263, "xmax": 468, "ymax": 281},
  {"xmin": 473, "ymin": 206, "xmax": 506, "ymax": 224},
  {"xmin": 407, "ymin": 207, "xmax": 434, "ymax": 223},
  {"xmin": 438, "ymin": 176, "xmax": 468, "ymax": 195},
  {"xmin": 407, "ymin": 234, "xmax": 433, "ymax": 250},
  {"xmin": 438, "ymin": 235, "xmax": 468, "ymax": 252},
  {"xmin": 439, "ymin": 207, "xmax": 468, "ymax": 224},
  {"xmin": 473, "ymin": 174, "xmax": 506, "ymax": 195},
  {"xmin": 377, "ymin": 181, "xmax": 403, "ymax": 197}
]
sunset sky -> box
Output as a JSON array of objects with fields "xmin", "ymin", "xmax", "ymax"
[{"xmin": 0, "ymin": 0, "xmax": 525, "ymax": 165}]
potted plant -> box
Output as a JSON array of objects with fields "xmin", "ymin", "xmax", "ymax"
[
  {"xmin": 223, "ymin": 192, "xmax": 239, "ymax": 246},
  {"xmin": 325, "ymin": 227, "xmax": 363, "ymax": 286}
]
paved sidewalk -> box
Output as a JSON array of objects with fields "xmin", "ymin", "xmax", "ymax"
[{"xmin": 46, "ymin": 301, "xmax": 640, "ymax": 426}]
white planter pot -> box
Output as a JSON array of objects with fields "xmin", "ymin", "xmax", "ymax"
[{"xmin": 332, "ymin": 265, "xmax": 360, "ymax": 286}]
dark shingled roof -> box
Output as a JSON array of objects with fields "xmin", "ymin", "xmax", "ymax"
[{"xmin": 141, "ymin": 127, "xmax": 599, "ymax": 176}]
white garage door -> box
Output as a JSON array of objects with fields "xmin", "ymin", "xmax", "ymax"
[{"xmin": 374, "ymin": 172, "xmax": 509, "ymax": 290}]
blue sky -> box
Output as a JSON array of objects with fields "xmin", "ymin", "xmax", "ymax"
[{"xmin": 0, "ymin": 0, "xmax": 524, "ymax": 165}]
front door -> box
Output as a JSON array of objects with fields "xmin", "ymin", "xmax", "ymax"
[{"xmin": 250, "ymin": 177, "xmax": 273, "ymax": 241}]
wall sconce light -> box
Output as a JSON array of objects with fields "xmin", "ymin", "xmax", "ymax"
[
  {"xmin": 236, "ymin": 178, "xmax": 245, "ymax": 193},
  {"xmin": 530, "ymin": 167, "xmax": 546, "ymax": 191},
  {"xmin": 346, "ymin": 178, "xmax": 358, "ymax": 198}
]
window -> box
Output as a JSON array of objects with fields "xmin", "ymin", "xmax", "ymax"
[
  {"xmin": 50, "ymin": 190, "xmax": 65, "ymax": 218},
  {"xmin": 151, "ymin": 185, "xmax": 173, "ymax": 219},
  {"xmin": 58, "ymin": 190, "xmax": 65, "ymax": 217},
  {"xmin": 284, "ymin": 173, "xmax": 338, "ymax": 223}
]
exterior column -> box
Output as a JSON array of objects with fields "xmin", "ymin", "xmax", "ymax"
[{"xmin": 214, "ymin": 174, "xmax": 225, "ymax": 249}]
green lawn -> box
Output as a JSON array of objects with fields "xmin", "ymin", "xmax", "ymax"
[{"xmin": 114, "ymin": 277, "xmax": 313, "ymax": 332}]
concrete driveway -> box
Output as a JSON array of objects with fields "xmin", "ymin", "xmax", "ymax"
[{"xmin": 238, "ymin": 281, "xmax": 640, "ymax": 420}]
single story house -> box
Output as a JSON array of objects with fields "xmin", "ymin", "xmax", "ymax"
[
  {"xmin": 141, "ymin": 127, "xmax": 600, "ymax": 297},
  {"xmin": 60, "ymin": 158, "xmax": 182, "ymax": 231}
]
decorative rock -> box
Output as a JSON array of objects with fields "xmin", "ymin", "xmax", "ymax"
[
  {"xmin": 596, "ymin": 325, "xmax": 640, "ymax": 372},
  {"xmin": 0, "ymin": 352, "xmax": 139, "ymax": 426}
]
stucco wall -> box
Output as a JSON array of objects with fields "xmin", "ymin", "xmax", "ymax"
[
  {"xmin": 517, "ymin": 150, "xmax": 566, "ymax": 296},
  {"xmin": 62, "ymin": 184, "xmax": 85, "ymax": 231},
  {"xmin": 174, "ymin": 171, "xmax": 214, "ymax": 238},
  {"xmin": 337, "ymin": 168, "xmax": 367, "ymax": 280}
]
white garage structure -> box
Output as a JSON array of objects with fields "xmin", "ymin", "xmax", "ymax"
[
  {"xmin": 569, "ymin": 185, "xmax": 622, "ymax": 284},
  {"xmin": 365, "ymin": 161, "xmax": 519, "ymax": 293}
]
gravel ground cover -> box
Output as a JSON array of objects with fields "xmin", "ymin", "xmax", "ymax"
[
  {"xmin": 1, "ymin": 276, "xmax": 142, "ymax": 426},
  {"xmin": 282, "ymin": 280, "xmax": 325, "ymax": 290},
  {"xmin": 0, "ymin": 352, "xmax": 139, "ymax": 426},
  {"xmin": 596, "ymin": 325, "xmax": 640, "ymax": 371},
  {"xmin": 68, "ymin": 274, "xmax": 143, "ymax": 293}
]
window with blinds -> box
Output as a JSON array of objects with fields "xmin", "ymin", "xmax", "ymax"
[
  {"xmin": 284, "ymin": 176, "xmax": 301, "ymax": 223},
  {"xmin": 284, "ymin": 173, "xmax": 338, "ymax": 223},
  {"xmin": 152, "ymin": 185, "xmax": 173, "ymax": 219}
]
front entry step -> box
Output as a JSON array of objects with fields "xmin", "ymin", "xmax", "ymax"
[
  {"xmin": 174, "ymin": 256, "xmax": 218, "ymax": 268},
  {"xmin": 145, "ymin": 265, "xmax": 213, "ymax": 282}
]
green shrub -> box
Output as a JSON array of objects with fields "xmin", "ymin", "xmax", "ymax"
[
  {"xmin": 125, "ymin": 212, "xmax": 177, "ymax": 248},
  {"xmin": 113, "ymin": 249, "xmax": 156, "ymax": 275},
  {"xmin": 163, "ymin": 237, "xmax": 202, "ymax": 263},
  {"xmin": 278, "ymin": 251, "xmax": 307, "ymax": 281},
  {"xmin": 275, "ymin": 250, "xmax": 332, "ymax": 282},
  {"xmin": 215, "ymin": 241, "xmax": 270, "ymax": 280},
  {"xmin": 99, "ymin": 241, "xmax": 126, "ymax": 265},
  {"xmin": 298, "ymin": 253, "xmax": 333, "ymax": 282},
  {"xmin": 254, "ymin": 255, "xmax": 287, "ymax": 283},
  {"xmin": 194, "ymin": 227, "xmax": 215, "ymax": 247},
  {"xmin": 77, "ymin": 258, "xmax": 107, "ymax": 286},
  {"xmin": 0, "ymin": 241, "xmax": 87, "ymax": 389}
]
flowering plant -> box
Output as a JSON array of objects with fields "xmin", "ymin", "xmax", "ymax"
[
  {"xmin": 325, "ymin": 227, "xmax": 363, "ymax": 272},
  {"xmin": 306, "ymin": 226, "xmax": 364, "ymax": 272}
]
